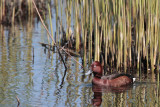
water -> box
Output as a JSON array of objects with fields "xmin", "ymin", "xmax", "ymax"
[
  {"xmin": 0, "ymin": 21, "xmax": 91, "ymax": 107},
  {"xmin": 0, "ymin": 23, "xmax": 160, "ymax": 107}
]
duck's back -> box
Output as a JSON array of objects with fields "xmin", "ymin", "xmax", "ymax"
[
  {"xmin": 102, "ymin": 73, "xmax": 133, "ymax": 80},
  {"xmin": 101, "ymin": 74, "xmax": 134, "ymax": 87}
]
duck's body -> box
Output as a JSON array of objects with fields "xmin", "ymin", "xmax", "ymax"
[
  {"xmin": 93, "ymin": 74, "xmax": 134, "ymax": 87},
  {"xmin": 86, "ymin": 61, "xmax": 135, "ymax": 87}
]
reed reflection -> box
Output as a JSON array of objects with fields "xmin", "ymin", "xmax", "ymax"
[{"xmin": 92, "ymin": 84, "xmax": 133, "ymax": 107}]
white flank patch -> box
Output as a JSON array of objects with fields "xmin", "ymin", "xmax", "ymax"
[{"xmin": 133, "ymin": 78, "xmax": 136, "ymax": 82}]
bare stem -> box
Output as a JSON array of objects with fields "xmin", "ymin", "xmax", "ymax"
[{"xmin": 31, "ymin": 0, "xmax": 83, "ymax": 68}]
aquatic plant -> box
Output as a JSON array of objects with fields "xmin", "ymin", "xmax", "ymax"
[{"xmin": 56, "ymin": 0, "xmax": 159, "ymax": 72}]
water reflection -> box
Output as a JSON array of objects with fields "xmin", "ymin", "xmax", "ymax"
[{"xmin": 92, "ymin": 84, "xmax": 133, "ymax": 107}]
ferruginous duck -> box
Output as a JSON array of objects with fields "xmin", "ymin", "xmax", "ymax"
[{"xmin": 85, "ymin": 61, "xmax": 136, "ymax": 87}]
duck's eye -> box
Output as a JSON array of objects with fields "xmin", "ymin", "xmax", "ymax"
[{"xmin": 93, "ymin": 65, "xmax": 96, "ymax": 68}]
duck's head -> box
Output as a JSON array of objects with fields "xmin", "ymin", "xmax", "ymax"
[{"xmin": 85, "ymin": 61, "xmax": 103, "ymax": 78}]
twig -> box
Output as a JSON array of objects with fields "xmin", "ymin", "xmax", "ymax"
[
  {"xmin": 32, "ymin": 0, "xmax": 55, "ymax": 44},
  {"xmin": 16, "ymin": 96, "xmax": 20, "ymax": 107},
  {"xmin": 31, "ymin": 0, "xmax": 83, "ymax": 68},
  {"xmin": 57, "ymin": 47, "xmax": 67, "ymax": 69},
  {"xmin": 39, "ymin": 42, "xmax": 55, "ymax": 51},
  {"xmin": 32, "ymin": 47, "xmax": 34, "ymax": 64},
  {"xmin": 40, "ymin": 42, "xmax": 80, "ymax": 57},
  {"xmin": 55, "ymin": 69, "xmax": 67, "ymax": 96},
  {"xmin": 60, "ymin": 69, "xmax": 67, "ymax": 88},
  {"xmin": 61, "ymin": 47, "xmax": 83, "ymax": 67}
]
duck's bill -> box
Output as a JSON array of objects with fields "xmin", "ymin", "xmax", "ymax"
[{"xmin": 85, "ymin": 70, "xmax": 92, "ymax": 75}]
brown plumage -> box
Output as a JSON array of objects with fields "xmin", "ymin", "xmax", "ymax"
[{"xmin": 86, "ymin": 61, "xmax": 135, "ymax": 87}]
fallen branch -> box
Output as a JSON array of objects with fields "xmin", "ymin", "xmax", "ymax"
[{"xmin": 39, "ymin": 42, "xmax": 80, "ymax": 57}]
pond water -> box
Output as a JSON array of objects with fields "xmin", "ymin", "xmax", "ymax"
[
  {"xmin": 0, "ymin": 1, "xmax": 160, "ymax": 107},
  {"xmin": 0, "ymin": 22, "xmax": 160, "ymax": 107}
]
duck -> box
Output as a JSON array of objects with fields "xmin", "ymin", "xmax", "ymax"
[{"xmin": 85, "ymin": 61, "xmax": 136, "ymax": 87}]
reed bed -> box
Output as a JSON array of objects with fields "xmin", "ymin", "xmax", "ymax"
[
  {"xmin": 0, "ymin": 0, "xmax": 49, "ymax": 26},
  {"xmin": 0, "ymin": 0, "xmax": 159, "ymax": 73},
  {"xmin": 57, "ymin": 0, "xmax": 159, "ymax": 72}
]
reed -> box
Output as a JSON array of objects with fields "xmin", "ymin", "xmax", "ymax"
[
  {"xmin": 88, "ymin": 0, "xmax": 93, "ymax": 64},
  {"xmin": 75, "ymin": 0, "xmax": 80, "ymax": 52},
  {"xmin": 12, "ymin": 5, "xmax": 15, "ymax": 24},
  {"xmin": 48, "ymin": 3, "xmax": 54, "ymax": 44},
  {"xmin": 59, "ymin": 0, "xmax": 159, "ymax": 72},
  {"xmin": 55, "ymin": 0, "xmax": 59, "ymax": 43},
  {"xmin": 66, "ymin": 0, "xmax": 72, "ymax": 41},
  {"xmin": 0, "ymin": 0, "xmax": 48, "ymax": 26},
  {"xmin": 1, "ymin": 0, "xmax": 159, "ymax": 72}
]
